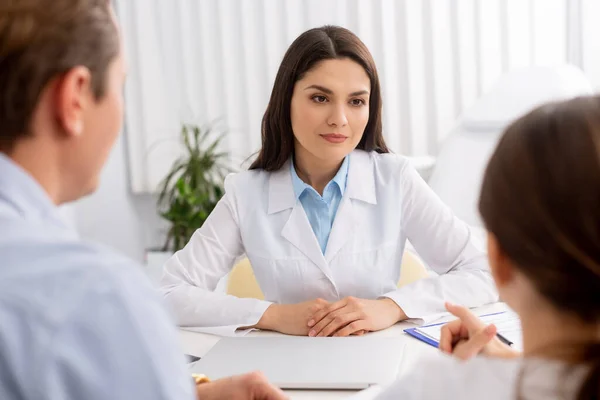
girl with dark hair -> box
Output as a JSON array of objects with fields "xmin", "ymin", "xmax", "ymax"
[
  {"xmin": 161, "ymin": 26, "xmax": 497, "ymax": 336},
  {"xmin": 378, "ymin": 96, "xmax": 600, "ymax": 399}
]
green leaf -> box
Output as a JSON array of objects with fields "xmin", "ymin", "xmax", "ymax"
[{"xmin": 157, "ymin": 123, "xmax": 229, "ymax": 252}]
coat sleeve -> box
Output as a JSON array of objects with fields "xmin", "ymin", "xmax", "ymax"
[
  {"xmin": 381, "ymin": 163, "xmax": 498, "ymax": 321},
  {"xmin": 160, "ymin": 174, "xmax": 272, "ymax": 335}
]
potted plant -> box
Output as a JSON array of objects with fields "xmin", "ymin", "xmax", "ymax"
[{"xmin": 145, "ymin": 123, "xmax": 230, "ymax": 284}]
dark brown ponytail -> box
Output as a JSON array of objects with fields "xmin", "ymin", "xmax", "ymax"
[{"xmin": 478, "ymin": 96, "xmax": 600, "ymax": 400}]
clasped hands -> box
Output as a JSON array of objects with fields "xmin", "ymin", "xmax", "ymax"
[{"xmin": 258, "ymin": 296, "xmax": 407, "ymax": 337}]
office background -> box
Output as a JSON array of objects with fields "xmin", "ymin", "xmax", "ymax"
[{"xmin": 68, "ymin": 0, "xmax": 600, "ymax": 264}]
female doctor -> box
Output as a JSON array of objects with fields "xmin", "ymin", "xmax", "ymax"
[{"xmin": 160, "ymin": 25, "xmax": 497, "ymax": 336}]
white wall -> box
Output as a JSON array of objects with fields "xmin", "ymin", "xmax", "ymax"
[
  {"xmin": 71, "ymin": 130, "xmax": 167, "ymax": 262},
  {"xmin": 582, "ymin": 0, "xmax": 600, "ymax": 89}
]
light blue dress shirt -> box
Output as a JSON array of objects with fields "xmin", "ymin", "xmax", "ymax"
[
  {"xmin": 290, "ymin": 156, "xmax": 349, "ymax": 253},
  {"xmin": 0, "ymin": 154, "xmax": 194, "ymax": 400}
]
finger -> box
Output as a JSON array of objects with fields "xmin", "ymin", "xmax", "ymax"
[
  {"xmin": 309, "ymin": 308, "xmax": 347, "ymax": 336},
  {"xmin": 445, "ymin": 302, "xmax": 485, "ymax": 331},
  {"xmin": 308, "ymin": 299, "xmax": 347, "ymax": 327},
  {"xmin": 319, "ymin": 312, "xmax": 363, "ymax": 337},
  {"xmin": 439, "ymin": 319, "xmax": 464, "ymax": 353},
  {"xmin": 352, "ymin": 330, "xmax": 367, "ymax": 336},
  {"xmin": 244, "ymin": 371, "xmax": 288, "ymax": 400},
  {"xmin": 333, "ymin": 320, "xmax": 367, "ymax": 337},
  {"xmin": 311, "ymin": 298, "xmax": 330, "ymax": 312},
  {"xmin": 258, "ymin": 381, "xmax": 288, "ymax": 400},
  {"xmin": 453, "ymin": 326, "xmax": 495, "ymax": 360},
  {"xmin": 453, "ymin": 324, "xmax": 497, "ymax": 360},
  {"xmin": 310, "ymin": 302, "xmax": 327, "ymax": 314},
  {"xmin": 315, "ymin": 311, "xmax": 362, "ymax": 337},
  {"xmin": 439, "ymin": 319, "xmax": 470, "ymax": 353}
]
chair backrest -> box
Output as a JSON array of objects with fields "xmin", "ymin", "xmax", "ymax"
[
  {"xmin": 227, "ymin": 258, "xmax": 265, "ymax": 300},
  {"xmin": 226, "ymin": 252, "xmax": 430, "ymax": 300},
  {"xmin": 428, "ymin": 65, "xmax": 593, "ymax": 228}
]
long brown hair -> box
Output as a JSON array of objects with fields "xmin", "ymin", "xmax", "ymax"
[
  {"xmin": 249, "ymin": 25, "xmax": 389, "ymax": 171},
  {"xmin": 479, "ymin": 96, "xmax": 600, "ymax": 399}
]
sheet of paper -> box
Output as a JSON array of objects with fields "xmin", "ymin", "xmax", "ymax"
[
  {"xmin": 181, "ymin": 325, "xmax": 255, "ymax": 337},
  {"xmin": 415, "ymin": 311, "xmax": 523, "ymax": 350}
]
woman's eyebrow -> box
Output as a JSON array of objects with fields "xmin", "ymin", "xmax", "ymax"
[
  {"xmin": 304, "ymin": 84, "xmax": 369, "ymax": 97},
  {"xmin": 304, "ymin": 84, "xmax": 333, "ymax": 94}
]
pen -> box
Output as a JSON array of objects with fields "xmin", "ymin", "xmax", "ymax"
[{"xmin": 496, "ymin": 333, "xmax": 513, "ymax": 347}]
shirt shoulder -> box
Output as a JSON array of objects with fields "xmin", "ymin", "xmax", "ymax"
[
  {"xmin": 377, "ymin": 353, "xmax": 521, "ymax": 400},
  {"xmin": 0, "ymin": 227, "xmax": 153, "ymax": 323},
  {"xmin": 349, "ymin": 151, "xmax": 419, "ymax": 204},
  {"xmin": 0, "ymin": 231, "xmax": 193, "ymax": 399},
  {"xmin": 358, "ymin": 151, "xmax": 414, "ymax": 184},
  {"xmin": 224, "ymin": 168, "xmax": 270, "ymax": 194}
]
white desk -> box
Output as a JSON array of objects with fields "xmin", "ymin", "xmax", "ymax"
[{"xmin": 179, "ymin": 303, "xmax": 507, "ymax": 399}]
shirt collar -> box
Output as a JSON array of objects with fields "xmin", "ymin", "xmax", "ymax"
[{"xmin": 290, "ymin": 156, "xmax": 349, "ymax": 200}]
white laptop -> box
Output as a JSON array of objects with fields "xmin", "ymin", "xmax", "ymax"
[{"xmin": 190, "ymin": 336, "xmax": 405, "ymax": 390}]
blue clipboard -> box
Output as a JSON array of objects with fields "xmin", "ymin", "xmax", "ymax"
[
  {"xmin": 404, "ymin": 311, "xmax": 506, "ymax": 348},
  {"xmin": 404, "ymin": 323, "xmax": 445, "ymax": 348}
]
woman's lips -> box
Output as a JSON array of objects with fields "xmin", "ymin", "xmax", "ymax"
[{"xmin": 320, "ymin": 133, "xmax": 348, "ymax": 143}]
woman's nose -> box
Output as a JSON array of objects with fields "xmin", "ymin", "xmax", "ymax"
[{"xmin": 327, "ymin": 103, "xmax": 349, "ymax": 127}]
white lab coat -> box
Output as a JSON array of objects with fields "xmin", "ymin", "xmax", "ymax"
[{"xmin": 160, "ymin": 150, "xmax": 498, "ymax": 335}]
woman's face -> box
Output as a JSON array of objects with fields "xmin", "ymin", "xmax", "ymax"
[{"xmin": 290, "ymin": 57, "xmax": 370, "ymax": 165}]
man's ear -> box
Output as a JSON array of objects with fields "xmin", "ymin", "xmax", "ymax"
[
  {"xmin": 487, "ymin": 232, "xmax": 515, "ymax": 287},
  {"xmin": 53, "ymin": 66, "xmax": 92, "ymax": 138}
]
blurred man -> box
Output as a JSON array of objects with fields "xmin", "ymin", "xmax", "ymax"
[{"xmin": 0, "ymin": 1, "xmax": 284, "ymax": 399}]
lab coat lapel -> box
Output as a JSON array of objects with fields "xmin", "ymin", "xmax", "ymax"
[
  {"xmin": 323, "ymin": 195, "xmax": 355, "ymax": 262},
  {"xmin": 281, "ymin": 204, "xmax": 332, "ymax": 279},
  {"xmin": 269, "ymin": 160, "xmax": 333, "ymax": 280},
  {"xmin": 324, "ymin": 150, "xmax": 377, "ymax": 262}
]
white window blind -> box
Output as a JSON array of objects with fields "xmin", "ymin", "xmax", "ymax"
[{"xmin": 116, "ymin": 0, "xmax": 570, "ymax": 193}]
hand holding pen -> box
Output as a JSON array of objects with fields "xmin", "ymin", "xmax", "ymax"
[{"xmin": 439, "ymin": 302, "xmax": 521, "ymax": 360}]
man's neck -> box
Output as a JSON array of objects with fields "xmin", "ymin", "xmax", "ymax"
[{"xmin": 7, "ymin": 140, "xmax": 65, "ymax": 205}]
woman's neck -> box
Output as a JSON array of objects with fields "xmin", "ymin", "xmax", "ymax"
[
  {"xmin": 520, "ymin": 304, "xmax": 599, "ymax": 363},
  {"xmin": 293, "ymin": 150, "xmax": 344, "ymax": 196}
]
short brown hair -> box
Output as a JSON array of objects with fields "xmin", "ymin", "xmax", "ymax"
[
  {"xmin": 250, "ymin": 25, "xmax": 389, "ymax": 171},
  {"xmin": 0, "ymin": 0, "xmax": 119, "ymax": 151}
]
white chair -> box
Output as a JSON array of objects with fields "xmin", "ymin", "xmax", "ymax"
[{"xmin": 428, "ymin": 65, "xmax": 593, "ymax": 230}]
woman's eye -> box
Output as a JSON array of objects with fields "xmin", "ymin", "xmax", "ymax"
[
  {"xmin": 312, "ymin": 95, "xmax": 328, "ymax": 103},
  {"xmin": 350, "ymin": 98, "xmax": 365, "ymax": 106}
]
